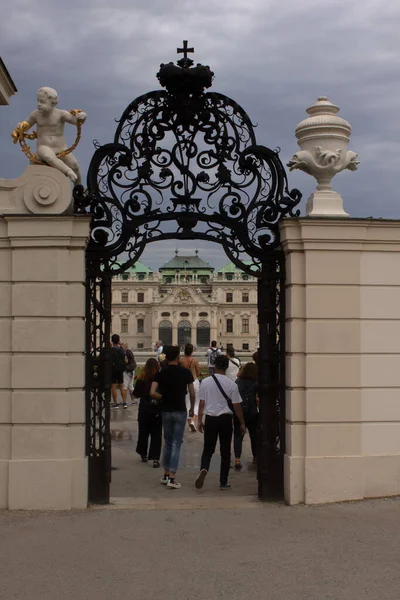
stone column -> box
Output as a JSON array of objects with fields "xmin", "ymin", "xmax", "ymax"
[
  {"xmin": 210, "ymin": 309, "xmax": 218, "ymax": 343},
  {"xmin": 0, "ymin": 165, "xmax": 90, "ymax": 509},
  {"xmin": 281, "ymin": 218, "xmax": 400, "ymax": 505},
  {"xmin": 0, "ymin": 219, "xmax": 12, "ymax": 508}
]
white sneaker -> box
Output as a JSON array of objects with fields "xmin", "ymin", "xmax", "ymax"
[
  {"xmin": 167, "ymin": 479, "xmax": 181, "ymax": 489},
  {"xmin": 160, "ymin": 475, "xmax": 168, "ymax": 485}
]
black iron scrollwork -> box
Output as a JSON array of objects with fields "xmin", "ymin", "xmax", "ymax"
[
  {"xmin": 74, "ymin": 45, "xmax": 301, "ymax": 278},
  {"xmin": 79, "ymin": 42, "xmax": 302, "ymax": 503}
]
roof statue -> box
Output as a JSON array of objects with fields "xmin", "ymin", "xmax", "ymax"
[{"xmin": 11, "ymin": 87, "xmax": 86, "ymax": 184}]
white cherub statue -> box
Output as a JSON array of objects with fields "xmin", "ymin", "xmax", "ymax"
[{"xmin": 11, "ymin": 87, "xmax": 86, "ymax": 184}]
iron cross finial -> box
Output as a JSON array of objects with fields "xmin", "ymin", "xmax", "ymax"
[{"xmin": 177, "ymin": 40, "xmax": 194, "ymax": 60}]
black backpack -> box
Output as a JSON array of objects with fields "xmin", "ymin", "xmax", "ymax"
[
  {"xmin": 125, "ymin": 349, "xmax": 137, "ymax": 373},
  {"xmin": 209, "ymin": 348, "xmax": 218, "ymax": 366},
  {"xmin": 111, "ymin": 346, "xmax": 126, "ymax": 372}
]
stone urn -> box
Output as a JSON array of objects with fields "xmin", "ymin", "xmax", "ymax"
[{"xmin": 287, "ymin": 96, "xmax": 359, "ymax": 217}]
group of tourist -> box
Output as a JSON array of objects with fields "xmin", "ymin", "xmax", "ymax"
[
  {"xmin": 129, "ymin": 339, "xmax": 259, "ymax": 490},
  {"xmin": 109, "ymin": 333, "xmax": 259, "ymax": 489}
]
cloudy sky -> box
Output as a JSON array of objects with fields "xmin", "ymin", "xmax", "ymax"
[{"xmin": 1, "ymin": 0, "xmax": 399, "ymax": 270}]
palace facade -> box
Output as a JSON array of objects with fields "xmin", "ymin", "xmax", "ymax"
[{"xmin": 111, "ymin": 253, "xmax": 258, "ymax": 351}]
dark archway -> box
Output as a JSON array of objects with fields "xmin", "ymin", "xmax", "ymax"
[
  {"xmin": 158, "ymin": 320, "xmax": 173, "ymax": 346},
  {"xmin": 74, "ymin": 42, "xmax": 301, "ymax": 504},
  {"xmin": 178, "ymin": 320, "xmax": 192, "ymax": 346},
  {"xmin": 196, "ymin": 320, "xmax": 210, "ymax": 348}
]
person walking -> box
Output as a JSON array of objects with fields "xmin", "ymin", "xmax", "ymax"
[
  {"xmin": 110, "ymin": 334, "xmax": 127, "ymax": 409},
  {"xmin": 195, "ymin": 354, "xmax": 246, "ymax": 491},
  {"xmin": 123, "ymin": 344, "xmax": 137, "ymax": 405},
  {"xmin": 150, "ymin": 345, "xmax": 195, "ymax": 489},
  {"xmin": 133, "ymin": 358, "xmax": 162, "ymax": 468},
  {"xmin": 233, "ymin": 362, "xmax": 259, "ymax": 470},
  {"xmin": 225, "ymin": 346, "xmax": 241, "ymax": 381},
  {"xmin": 206, "ymin": 340, "xmax": 220, "ymax": 375},
  {"xmin": 155, "ymin": 340, "xmax": 164, "ymax": 362},
  {"xmin": 180, "ymin": 343, "xmax": 200, "ymax": 431}
]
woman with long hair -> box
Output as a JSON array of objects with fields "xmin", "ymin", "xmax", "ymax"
[
  {"xmin": 133, "ymin": 357, "xmax": 162, "ymax": 468},
  {"xmin": 180, "ymin": 343, "xmax": 200, "ymax": 431},
  {"xmin": 234, "ymin": 361, "xmax": 258, "ymax": 470}
]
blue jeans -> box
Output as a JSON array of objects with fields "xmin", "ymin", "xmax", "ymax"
[{"xmin": 162, "ymin": 411, "xmax": 186, "ymax": 474}]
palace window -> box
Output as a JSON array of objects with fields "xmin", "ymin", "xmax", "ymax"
[
  {"xmin": 161, "ymin": 312, "xmax": 171, "ymax": 317},
  {"xmin": 121, "ymin": 318, "xmax": 128, "ymax": 334},
  {"xmin": 122, "ymin": 274, "xmax": 129, "ymax": 281},
  {"xmin": 180, "ymin": 312, "xmax": 189, "ymax": 317},
  {"xmin": 121, "ymin": 291, "xmax": 128, "ymax": 303},
  {"xmin": 199, "ymin": 312, "xmax": 208, "ymax": 317},
  {"xmin": 242, "ymin": 274, "xmax": 249, "ymax": 280},
  {"xmin": 137, "ymin": 273, "xmax": 145, "ymax": 280},
  {"xmin": 226, "ymin": 292, "xmax": 233, "ymax": 303},
  {"xmin": 242, "ymin": 343, "xmax": 249, "ymax": 350},
  {"xmin": 242, "ymin": 292, "xmax": 249, "ymax": 303},
  {"xmin": 242, "ymin": 318, "xmax": 249, "ymax": 333},
  {"xmin": 137, "ymin": 292, "xmax": 144, "ymax": 303},
  {"xmin": 226, "ymin": 273, "xmax": 233, "ymax": 281},
  {"xmin": 137, "ymin": 318, "xmax": 144, "ymax": 333},
  {"xmin": 196, "ymin": 320, "xmax": 210, "ymax": 347},
  {"xmin": 226, "ymin": 318, "xmax": 233, "ymax": 333},
  {"xmin": 137, "ymin": 342, "xmax": 144, "ymax": 349}
]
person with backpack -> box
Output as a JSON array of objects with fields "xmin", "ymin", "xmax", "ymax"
[
  {"xmin": 225, "ymin": 346, "xmax": 241, "ymax": 381},
  {"xmin": 206, "ymin": 340, "xmax": 221, "ymax": 375},
  {"xmin": 180, "ymin": 343, "xmax": 201, "ymax": 431},
  {"xmin": 233, "ymin": 362, "xmax": 259, "ymax": 470},
  {"xmin": 110, "ymin": 334, "xmax": 127, "ymax": 409},
  {"xmin": 195, "ymin": 354, "xmax": 246, "ymax": 491},
  {"xmin": 123, "ymin": 343, "xmax": 137, "ymax": 404}
]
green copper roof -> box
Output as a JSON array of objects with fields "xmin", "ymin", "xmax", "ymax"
[
  {"xmin": 218, "ymin": 261, "xmax": 256, "ymax": 273},
  {"xmin": 118, "ymin": 260, "xmax": 153, "ymax": 273},
  {"xmin": 159, "ymin": 255, "xmax": 214, "ymax": 271}
]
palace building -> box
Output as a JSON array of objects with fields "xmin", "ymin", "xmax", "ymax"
[{"xmin": 111, "ymin": 252, "xmax": 258, "ymax": 350}]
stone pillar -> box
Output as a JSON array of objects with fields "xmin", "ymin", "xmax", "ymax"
[
  {"xmin": 0, "ymin": 165, "xmax": 90, "ymax": 509},
  {"xmin": 281, "ymin": 218, "xmax": 400, "ymax": 505}
]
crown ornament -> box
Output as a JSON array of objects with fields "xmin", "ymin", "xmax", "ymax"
[{"xmin": 157, "ymin": 41, "xmax": 214, "ymax": 96}]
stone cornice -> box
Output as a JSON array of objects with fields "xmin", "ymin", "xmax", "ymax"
[{"xmin": 280, "ymin": 218, "xmax": 400, "ymax": 252}]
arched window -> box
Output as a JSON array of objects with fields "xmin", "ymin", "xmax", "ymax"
[
  {"xmin": 196, "ymin": 320, "xmax": 210, "ymax": 348},
  {"xmin": 158, "ymin": 320, "xmax": 172, "ymax": 346},
  {"xmin": 178, "ymin": 320, "xmax": 191, "ymax": 346}
]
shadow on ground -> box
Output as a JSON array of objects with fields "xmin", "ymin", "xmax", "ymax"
[{"xmin": 110, "ymin": 403, "xmax": 258, "ymax": 501}]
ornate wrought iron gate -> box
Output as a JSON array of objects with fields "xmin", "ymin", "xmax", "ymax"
[{"xmin": 74, "ymin": 42, "xmax": 301, "ymax": 504}]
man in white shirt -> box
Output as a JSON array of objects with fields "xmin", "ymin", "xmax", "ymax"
[
  {"xmin": 155, "ymin": 340, "xmax": 164, "ymax": 361},
  {"xmin": 195, "ymin": 354, "xmax": 246, "ymax": 490},
  {"xmin": 225, "ymin": 347, "xmax": 241, "ymax": 381}
]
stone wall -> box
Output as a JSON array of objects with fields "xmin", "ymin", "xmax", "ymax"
[
  {"xmin": 0, "ymin": 166, "xmax": 90, "ymax": 509},
  {"xmin": 281, "ymin": 218, "xmax": 400, "ymax": 504}
]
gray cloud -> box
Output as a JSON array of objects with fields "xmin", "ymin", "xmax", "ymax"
[{"xmin": 1, "ymin": 0, "xmax": 399, "ymax": 267}]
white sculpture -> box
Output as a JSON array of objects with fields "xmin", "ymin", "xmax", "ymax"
[
  {"xmin": 287, "ymin": 96, "xmax": 359, "ymax": 217},
  {"xmin": 11, "ymin": 87, "xmax": 86, "ymax": 184}
]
